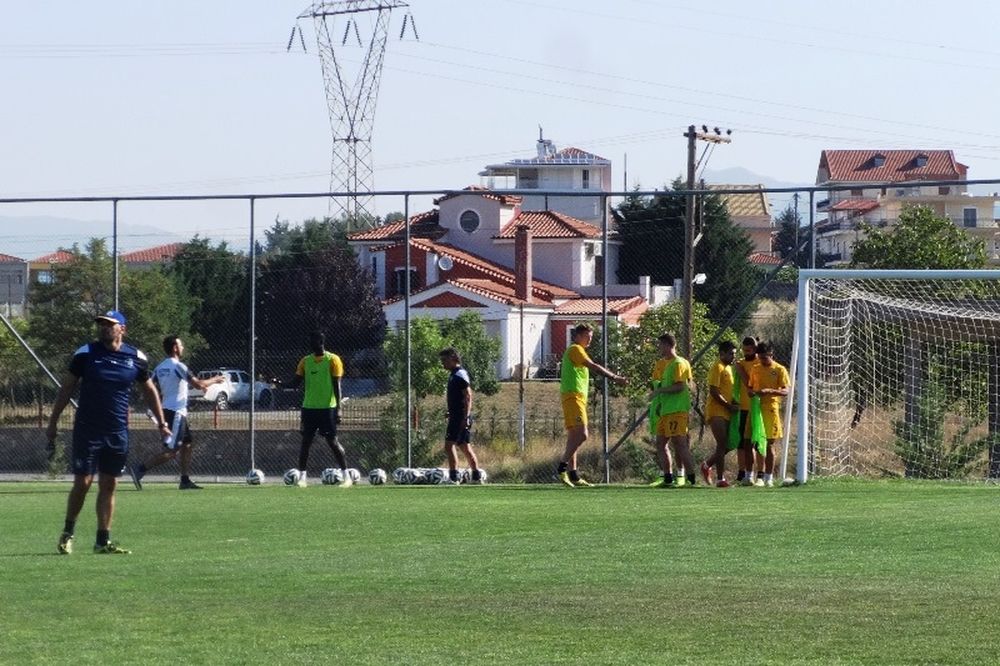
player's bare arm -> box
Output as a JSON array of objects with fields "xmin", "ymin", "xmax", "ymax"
[
  {"xmin": 188, "ymin": 374, "xmax": 225, "ymax": 391},
  {"xmin": 140, "ymin": 378, "xmax": 173, "ymax": 440},
  {"xmin": 584, "ymin": 358, "xmax": 627, "ymax": 385}
]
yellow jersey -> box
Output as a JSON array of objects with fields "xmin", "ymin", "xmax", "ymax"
[
  {"xmin": 705, "ymin": 361, "xmax": 735, "ymax": 421},
  {"xmin": 749, "ymin": 362, "xmax": 790, "ymax": 413},
  {"xmin": 736, "ymin": 357, "xmax": 759, "ymax": 410}
]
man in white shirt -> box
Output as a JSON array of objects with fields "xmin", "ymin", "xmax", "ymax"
[{"xmin": 130, "ymin": 336, "xmax": 224, "ymax": 490}]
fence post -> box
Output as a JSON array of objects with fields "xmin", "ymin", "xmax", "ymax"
[
  {"xmin": 248, "ymin": 197, "xmax": 257, "ymax": 473},
  {"xmin": 112, "ymin": 199, "xmax": 119, "ymax": 311},
  {"xmin": 601, "ymin": 195, "xmax": 610, "ymax": 484},
  {"xmin": 404, "ymin": 193, "xmax": 412, "ymax": 467}
]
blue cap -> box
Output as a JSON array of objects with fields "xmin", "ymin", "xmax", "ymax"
[{"xmin": 95, "ymin": 310, "xmax": 127, "ymax": 326}]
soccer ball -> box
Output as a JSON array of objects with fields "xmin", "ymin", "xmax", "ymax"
[
  {"xmin": 426, "ymin": 467, "xmax": 445, "ymax": 484},
  {"xmin": 460, "ymin": 468, "xmax": 472, "ymax": 484},
  {"xmin": 368, "ymin": 468, "xmax": 387, "ymax": 485},
  {"xmin": 392, "ymin": 467, "xmax": 407, "ymax": 483},
  {"xmin": 403, "ymin": 468, "xmax": 422, "ymax": 485},
  {"xmin": 283, "ymin": 468, "xmax": 302, "ymax": 486},
  {"xmin": 246, "ymin": 469, "xmax": 265, "ymax": 485},
  {"xmin": 320, "ymin": 468, "xmax": 341, "ymax": 485},
  {"xmin": 347, "ymin": 468, "xmax": 361, "ymax": 482},
  {"xmin": 475, "ymin": 468, "xmax": 488, "ymax": 484}
]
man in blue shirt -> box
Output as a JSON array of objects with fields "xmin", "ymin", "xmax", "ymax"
[
  {"xmin": 438, "ymin": 348, "xmax": 483, "ymax": 484},
  {"xmin": 46, "ymin": 310, "xmax": 171, "ymax": 555}
]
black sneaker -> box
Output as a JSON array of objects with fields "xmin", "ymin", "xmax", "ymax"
[
  {"xmin": 178, "ymin": 480, "xmax": 203, "ymax": 490},
  {"xmin": 128, "ymin": 464, "xmax": 144, "ymax": 490}
]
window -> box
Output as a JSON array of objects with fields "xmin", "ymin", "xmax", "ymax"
[
  {"xmin": 850, "ymin": 189, "xmax": 863, "ymax": 197},
  {"xmin": 594, "ymin": 254, "xmax": 605, "ymax": 285},
  {"xmin": 36, "ymin": 270, "xmax": 53, "ymax": 284},
  {"xmin": 938, "ymin": 186, "xmax": 950, "ymax": 195},
  {"xmin": 915, "ymin": 154, "xmax": 928, "ymax": 168},
  {"xmin": 519, "ymin": 169, "xmax": 539, "ymax": 189},
  {"xmin": 393, "ymin": 268, "xmax": 420, "ymax": 296},
  {"xmin": 963, "ymin": 208, "xmax": 977, "ymax": 228},
  {"xmin": 872, "ymin": 154, "xmax": 886, "ymax": 167},
  {"xmin": 895, "ymin": 188, "xmax": 907, "ymax": 197},
  {"xmin": 582, "ymin": 169, "xmax": 590, "ymax": 190},
  {"xmin": 459, "ymin": 210, "xmax": 480, "ymax": 233}
]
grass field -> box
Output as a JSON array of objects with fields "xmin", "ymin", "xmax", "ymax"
[{"xmin": 3, "ymin": 480, "xmax": 999, "ymax": 665}]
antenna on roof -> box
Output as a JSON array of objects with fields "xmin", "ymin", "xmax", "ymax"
[{"xmin": 538, "ymin": 125, "xmax": 543, "ymax": 141}]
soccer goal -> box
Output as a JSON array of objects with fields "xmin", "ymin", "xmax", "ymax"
[{"xmin": 794, "ymin": 269, "xmax": 1000, "ymax": 483}]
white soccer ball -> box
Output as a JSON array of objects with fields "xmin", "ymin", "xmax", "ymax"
[
  {"xmin": 283, "ymin": 468, "xmax": 302, "ymax": 486},
  {"xmin": 476, "ymin": 468, "xmax": 488, "ymax": 484},
  {"xmin": 246, "ymin": 468, "xmax": 265, "ymax": 485},
  {"xmin": 403, "ymin": 468, "xmax": 422, "ymax": 485},
  {"xmin": 347, "ymin": 468, "xmax": 361, "ymax": 482},
  {"xmin": 368, "ymin": 468, "xmax": 387, "ymax": 485},
  {"xmin": 392, "ymin": 467, "xmax": 407, "ymax": 483},
  {"xmin": 320, "ymin": 468, "xmax": 338, "ymax": 485},
  {"xmin": 426, "ymin": 467, "xmax": 446, "ymax": 485},
  {"xmin": 460, "ymin": 468, "xmax": 472, "ymax": 484}
]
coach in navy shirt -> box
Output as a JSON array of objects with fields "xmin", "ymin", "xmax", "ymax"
[{"xmin": 47, "ymin": 310, "xmax": 171, "ymax": 555}]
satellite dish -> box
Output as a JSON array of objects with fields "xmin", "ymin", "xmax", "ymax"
[{"xmin": 437, "ymin": 255, "xmax": 454, "ymax": 271}]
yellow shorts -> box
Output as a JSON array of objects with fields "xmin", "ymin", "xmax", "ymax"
[
  {"xmin": 656, "ymin": 412, "xmax": 689, "ymax": 437},
  {"xmin": 704, "ymin": 406, "xmax": 731, "ymax": 423},
  {"xmin": 761, "ymin": 409, "xmax": 782, "ymax": 440},
  {"xmin": 561, "ymin": 392, "xmax": 587, "ymax": 430}
]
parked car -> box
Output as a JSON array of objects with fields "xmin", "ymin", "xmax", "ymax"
[{"xmin": 188, "ymin": 368, "xmax": 275, "ymax": 410}]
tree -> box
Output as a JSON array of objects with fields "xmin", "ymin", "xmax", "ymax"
[
  {"xmin": 255, "ymin": 219, "xmax": 386, "ymax": 377},
  {"xmin": 773, "ymin": 203, "xmax": 812, "ymax": 268},
  {"xmin": 169, "ymin": 237, "xmax": 248, "ymax": 368},
  {"xmin": 850, "ymin": 204, "xmax": 987, "ymax": 269},
  {"xmin": 383, "ymin": 317, "xmax": 448, "ymax": 400},
  {"xmin": 27, "ymin": 239, "xmax": 198, "ymax": 368},
  {"xmin": 615, "ymin": 180, "xmax": 758, "ymax": 332},
  {"xmin": 439, "ymin": 311, "xmax": 502, "ymax": 396}
]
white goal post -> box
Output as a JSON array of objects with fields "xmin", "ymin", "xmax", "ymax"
[{"xmin": 794, "ymin": 269, "xmax": 1000, "ymax": 484}]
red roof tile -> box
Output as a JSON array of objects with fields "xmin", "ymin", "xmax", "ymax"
[
  {"xmin": 552, "ymin": 296, "xmax": 649, "ymax": 316},
  {"xmin": 433, "ymin": 186, "xmax": 523, "ymax": 206},
  {"xmin": 347, "ymin": 210, "xmax": 443, "ymax": 242},
  {"xmin": 819, "ymin": 150, "xmax": 963, "ymax": 183},
  {"xmin": 31, "ymin": 250, "xmax": 74, "ymax": 264},
  {"xmin": 749, "ymin": 252, "xmax": 782, "ymax": 266},
  {"xmin": 120, "ymin": 243, "xmax": 184, "ymax": 263},
  {"xmin": 495, "ymin": 210, "xmax": 603, "ymax": 240},
  {"xmin": 0, "ymin": 252, "xmax": 25, "ymax": 263},
  {"xmin": 412, "ymin": 291, "xmax": 487, "ymax": 308},
  {"xmin": 828, "ymin": 198, "xmax": 880, "ymax": 213}
]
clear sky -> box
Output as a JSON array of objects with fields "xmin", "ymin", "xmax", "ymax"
[{"xmin": 2, "ymin": 0, "xmax": 1000, "ymax": 257}]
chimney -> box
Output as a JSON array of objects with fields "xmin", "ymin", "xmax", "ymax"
[
  {"xmin": 514, "ymin": 224, "xmax": 533, "ymax": 303},
  {"xmin": 639, "ymin": 275, "xmax": 651, "ymax": 304}
]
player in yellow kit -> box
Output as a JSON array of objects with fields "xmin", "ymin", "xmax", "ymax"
[
  {"xmin": 733, "ymin": 336, "xmax": 759, "ymax": 485},
  {"xmin": 556, "ymin": 324, "xmax": 627, "ymax": 488},
  {"xmin": 748, "ymin": 341, "xmax": 790, "ymax": 488},
  {"xmin": 649, "ymin": 333, "xmax": 696, "ymax": 488},
  {"xmin": 699, "ymin": 340, "xmax": 740, "ymax": 487}
]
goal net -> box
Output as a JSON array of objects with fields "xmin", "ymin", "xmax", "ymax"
[{"xmin": 795, "ymin": 270, "xmax": 1000, "ymax": 482}]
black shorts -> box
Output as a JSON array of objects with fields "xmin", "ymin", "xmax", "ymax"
[
  {"xmin": 301, "ymin": 408, "xmax": 337, "ymax": 439},
  {"xmin": 164, "ymin": 409, "xmax": 193, "ymax": 450},
  {"xmin": 445, "ymin": 416, "xmax": 471, "ymax": 445},
  {"xmin": 72, "ymin": 428, "xmax": 128, "ymax": 477},
  {"xmin": 739, "ymin": 410, "xmax": 750, "ymax": 443}
]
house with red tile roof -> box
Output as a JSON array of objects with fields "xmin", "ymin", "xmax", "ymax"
[
  {"xmin": 708, "ymin": 184, "xmax": 774, "ymax": 255},
  {"xmin": 119, "ymin": 242, "xmax": 184, "ymax": 268},
  {"xmin": 815, "ymin": 150, "xmax": 999, "ymax": 265},
  {"xmin": 349, "ymin": 185, "xmax": 663, "ymax": 378}
]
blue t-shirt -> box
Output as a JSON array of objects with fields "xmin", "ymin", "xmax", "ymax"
[
  {"xmin": 446, "ymin": 366, "xmax": 471, "ymax": 420},
  {"xmin": 69, "ymin": 341, "xmax": 150, "ymax": 434}
]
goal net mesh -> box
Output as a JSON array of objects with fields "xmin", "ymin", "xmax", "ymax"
[{"xmin": 804, "ymin": 274, "xmax": 1000, "ymax": 480}]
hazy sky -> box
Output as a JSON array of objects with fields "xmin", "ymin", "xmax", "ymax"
[{"xmin": 3, "ymin": 0, "xmax": 1000, "ymax": 257}]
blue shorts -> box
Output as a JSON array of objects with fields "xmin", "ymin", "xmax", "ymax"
[
  {"xmin": 445, "ymin": 417, "xmax": 471, "ymax": 445},
  {"xmin": 72, "ymin": 429, "xmax": 129, "ymax": 477}
]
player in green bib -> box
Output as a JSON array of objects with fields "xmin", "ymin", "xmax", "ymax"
[{"xmin": 284, "ymin": 331, "xmax": 350, "ymax": 487}]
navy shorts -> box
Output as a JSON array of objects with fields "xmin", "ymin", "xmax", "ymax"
[
  {"xmin": 739, "ymin": 410, "xmax": 750, "ymax": 442},
  {"xmin": 301, "ymin": 408, "xmax": 337, "ymax": 439},
  {"xmin": 445, "ymin": 417, "xmax": 471, "ymax": 445},
  {"xmin": 164, "ymin": 409, "xmax": 193, "ymax": 450},
  {"xmin": 72, "ymin": 429, "xmax": 129, "ymax": 477}
]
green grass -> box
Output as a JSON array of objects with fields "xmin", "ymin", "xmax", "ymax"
[{"xmin": 2, "ymin": 480, "xmax": 999, "ymax": 665}]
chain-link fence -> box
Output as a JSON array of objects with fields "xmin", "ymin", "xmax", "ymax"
[{"xmin": 2, "ymin": 179, "xmax": 998, "ymax": 484}]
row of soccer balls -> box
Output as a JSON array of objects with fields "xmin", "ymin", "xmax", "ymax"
[{"xmin": 244, "ymin": 467, "xmax": 488, "ymax": 486}]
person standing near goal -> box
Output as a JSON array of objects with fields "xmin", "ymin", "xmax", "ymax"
[
  {"xmin": 699, "ymin": 340, "xmax": 740, "ymax": 487},
  {"xmin": 556, "ymin": 323, "xmax": 627, "ymax": 488},
  {"xmin": 748, "ymin": 341, "xmax": 790, "ymax": 488},
  {"xmin": 130, "ymin": 336, "xmax": 225, "ymax": 491},
  {"xmin": 648, "ymin": 333, "xmax": 696, "ymax": 488},
  {"xmin": 438, "ymin": 348, "xmax": 483, "ymax": 484},
  {"xmin": 48, "ymin": 310, "xmax": 172, "ymax": 555},
  {"xmin": 285, "ymin": 331, "xmax": 351, "ymax": 488},
  {"xmin": 734, "ymin": 336, "xmax": 760, "ymax": 485}
]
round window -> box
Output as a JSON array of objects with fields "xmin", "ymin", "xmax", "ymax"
[{"xmin": 459, "ymin": 210, "xmax": 480, "ymax": 233}]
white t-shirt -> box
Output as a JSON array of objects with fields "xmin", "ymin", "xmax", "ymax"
[{"xmin": 154, "ymin": 357, "xmax": 193, "ymax": 413}]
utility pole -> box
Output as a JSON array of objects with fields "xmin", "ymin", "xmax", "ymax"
[{"xmin": 683, "ymin": 125, "xmax": 731, "ymax": 358}]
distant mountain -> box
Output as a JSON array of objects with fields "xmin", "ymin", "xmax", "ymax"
[{"xmin": 0, "ymin": 215, "xmax": 184, "ymax": 260}]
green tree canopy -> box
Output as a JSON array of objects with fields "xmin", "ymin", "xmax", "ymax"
[
  {"xmin": 774, "ymin": 203, "xmax": 813, "ymax": 268},
  {"xmin": 850, "ymin": 204, "xmax": 987, "ymax": 269},
  {"xmin": 439, "ymin": 311, "xmax": 501, "ymax": 396}
]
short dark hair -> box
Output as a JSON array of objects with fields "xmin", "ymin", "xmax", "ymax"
[
  {"xmin": 756, "ymin": 341, "xmax": 774, "ymax": 356},
  {"xmin": 718, "ymin": 340, "xmax": 736, "ymax": 353},
  {"xmin": 162, "ymin": 335, "xmax": 180, "ymax": 356},
  {"xmin": 438, "ymin": 347, "xmax": 461, "ymax": 363},
  {"xmin": 742, "ymin": 336, "xmax": 759, "ymax": 347},
  {"xmin": 310, "ymin": 331, "xmax": 325, "ymax": 348},
  {"xmin": 571, "ymin": 323, "xmax": 592, "ymax": 338},
  {"xmin": 658, "ymin": 333, "xmax": 676, "ymax": 346}
]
